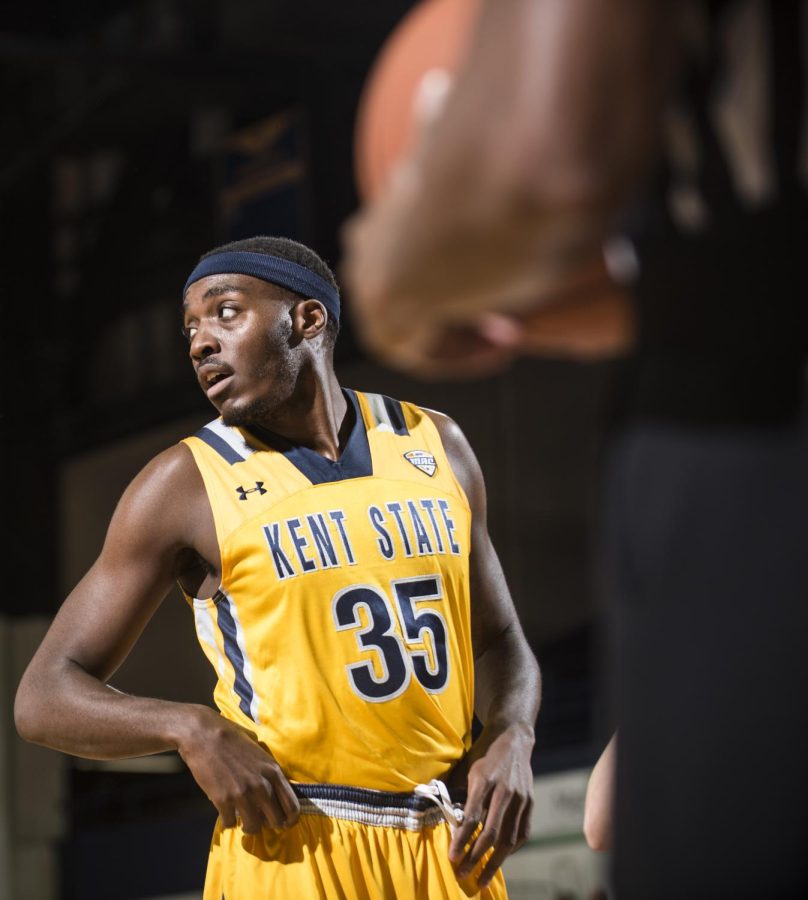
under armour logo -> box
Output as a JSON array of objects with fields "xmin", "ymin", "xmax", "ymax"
[{"xmin": 236, "ymin": 481, "xmax": 267, "ymax": 500}]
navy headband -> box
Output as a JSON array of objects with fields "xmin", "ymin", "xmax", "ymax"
[{"xmin": 184, "ymin": 251, "xmax": 340, "ymax": 325}]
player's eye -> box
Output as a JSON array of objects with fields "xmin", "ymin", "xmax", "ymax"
[
  {"xmin": 219, "ymin": 306, "xmax": 238, "ymax": 320},
  {"xmin": 182, "ymin": 325, "xmax": 198, "ymax": 342}
]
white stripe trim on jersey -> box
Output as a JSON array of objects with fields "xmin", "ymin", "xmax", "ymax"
[
  {"xmin": 192, "ymin": 598, "xmax": 227, "ymax": 681},
  {"xmin": 364, "ymin": 393, "xmax": 395, "ymax": 433},
  {"xmin": 220, "ymin": 590, "xmax": 261, "ymax": 725},
  {"xmin": 205, "ymin": 418, "xmax": 257, "ymax": 459}
]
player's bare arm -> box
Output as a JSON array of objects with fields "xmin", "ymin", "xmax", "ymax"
[
  {"xmin": 14, "ymin": 443, "xmax": 300, "ymax": 834},
  {"xmin": 343, "ymin": 0, "xmax": 675, "ymax": 373},
  {"xmin": 427, "ymin": 410, "xmax": 541, "ymax": 888},
  {"xmin": 583, "ymin": 733, "xmax": 616, "ymax": 851}
]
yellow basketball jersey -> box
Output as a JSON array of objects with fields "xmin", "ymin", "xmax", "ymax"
[{"xmin": 181, "ymin": 389, "xmax": 474, "ymax": 791}]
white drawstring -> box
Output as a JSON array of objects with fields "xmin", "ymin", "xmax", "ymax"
[{"xmin": 414, "ymin": 779, "xmax": 464, "ymax": 832}]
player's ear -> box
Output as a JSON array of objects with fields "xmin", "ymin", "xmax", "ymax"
[{"xmin": 291, "ymin": 299, "xmax": 328, "ymax": 341}]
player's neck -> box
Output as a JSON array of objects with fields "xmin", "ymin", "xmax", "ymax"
[{"xmin": 259, "ymin": 367, "xmax": 349, "ymax": 460}]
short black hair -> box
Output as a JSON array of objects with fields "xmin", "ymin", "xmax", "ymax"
[{"xmin": 200, "ymin": 235, "xmax": 340, "ymax": 345}]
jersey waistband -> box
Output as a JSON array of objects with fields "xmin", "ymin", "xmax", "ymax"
[{"xmin": 292, "ymin": 780, "xmax": 465, "ymax": 832}]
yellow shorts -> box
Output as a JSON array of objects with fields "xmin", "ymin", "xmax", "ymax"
[{"xmin": 203, "ymin": 783, "xmax": 508, "ymax": 899}]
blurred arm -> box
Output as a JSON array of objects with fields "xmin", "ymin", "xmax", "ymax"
[
  {"xmin": 344, "ymin": 0, "xmax": 676, "ymax": 370},
  {"xmin": 584, "ymin": 734, "xmax": 617, "ymax": 851}
]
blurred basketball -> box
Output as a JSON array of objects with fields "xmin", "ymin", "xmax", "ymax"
[{"xmin": 355, "ymin": 0, "xmax": 480, "ymax": 202}]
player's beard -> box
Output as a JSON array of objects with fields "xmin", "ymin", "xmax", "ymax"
[
  {"xmin": 222, "ymin": 364, "xmax": 300, "ymax": 429},
  {"xmin": 221, "ymin": 321, "xmax": 300, "ymax": 429}
]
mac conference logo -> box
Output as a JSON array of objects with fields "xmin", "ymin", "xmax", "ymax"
[{"xmin": 403, "ymin": 450, "xmax": 437, "ymax": 477}]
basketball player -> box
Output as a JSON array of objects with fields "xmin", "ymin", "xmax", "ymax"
[
  {"xmin": 344, "ymin": 1, "xmax": 808, "ymax": 896},
  {"xmin": 14, "ymin": 236, "xmax": 541, "ymax": 898}
]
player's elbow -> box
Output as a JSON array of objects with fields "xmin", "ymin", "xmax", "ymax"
[
  {"xmin": 583, "ymin": 766, "xmax": 614, "ymax": 851},
  {"xmin": 14, "ymin": 674, "xmax": 50, "ymax": 745},
  {"xmin": 583, "ymin": 805, "xmax": 612, "ymax": 852},
  {"xmin": 583, "ymin": 735, "xmax": 617, "ymax": 851}
]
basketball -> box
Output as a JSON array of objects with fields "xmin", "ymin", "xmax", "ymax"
[{"xmin": 354, "ymin": 0, "xmax": 480, "ymax": 202}]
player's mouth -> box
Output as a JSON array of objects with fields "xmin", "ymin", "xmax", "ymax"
[{"xmin": 198, "ymin": 363, "xmax": 235, "ymax": 399}]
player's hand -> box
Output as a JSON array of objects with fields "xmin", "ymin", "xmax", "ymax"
[
  {"xmin": 176, "ymin": 705, "xmax": 300, "ymax": 834},
  {"xmin": 345, "ymin": 236, "xmax": 632, "ymax": 379},
  {"xmin": 449, "ymin": 722, "xmax": 534, "ymax": 889},
  {"xmin": 380, "ymin": 315, "xmax": 520, "ymax": 380}
]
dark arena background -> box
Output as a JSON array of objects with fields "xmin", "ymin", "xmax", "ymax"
[{"xmin": 2, "ymin": 2, "xmax": 619, "ymax": 897}]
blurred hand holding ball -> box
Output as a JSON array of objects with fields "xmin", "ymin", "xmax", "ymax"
[{"xmin": 352, "ymin": 0, "xmax": 634, "ymax": 372}]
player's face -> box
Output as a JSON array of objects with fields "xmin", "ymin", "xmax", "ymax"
[{"xmin": 182, "ymin": 273, "xmax": 300, "ymax": 427}]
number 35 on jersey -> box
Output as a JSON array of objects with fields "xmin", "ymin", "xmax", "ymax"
[{"xmin": 333, "ymin": 574, "xmax": 449, "ymax": 702}]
